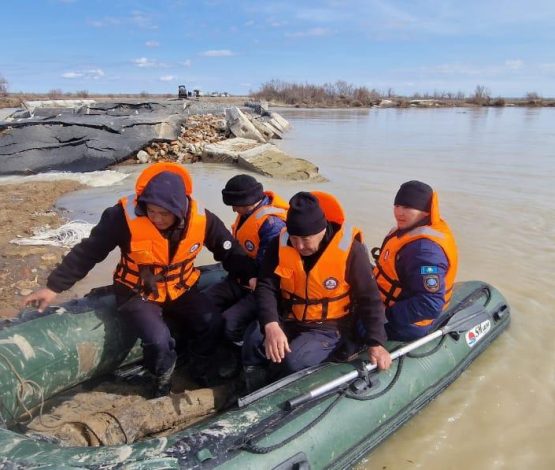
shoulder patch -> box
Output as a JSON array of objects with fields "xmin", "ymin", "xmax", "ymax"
[
  {"xmin": 420, "ymin": 265, "xmax": 439, "ymax": 275},
  {"xmin": 423, "ymin": 274, "xmax": 440, "ymax": 293}
]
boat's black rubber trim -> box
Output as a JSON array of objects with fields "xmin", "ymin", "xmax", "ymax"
[
  {"xmin": 240, "ymin": 391, "xmax": 346, "ymax": 454},
  {"xmin": 406, "ymin": 334, "xmax": 448, "ymax": 358}
]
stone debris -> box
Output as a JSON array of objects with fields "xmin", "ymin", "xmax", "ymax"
[
  {"xmin": 134, "ymin": 106, "xmax": 325, "ymax": 181},
  {"xmin": 0, "ymin": 99, "xmax": 325, "ymax": 181}
]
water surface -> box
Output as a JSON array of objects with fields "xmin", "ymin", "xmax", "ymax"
[{"xmin": 58, "ymin": 107, "xmax": 555, "ymax": 469}]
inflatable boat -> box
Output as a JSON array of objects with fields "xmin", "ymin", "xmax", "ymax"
[{"xmin": 0, "ymin": 266, "xmax": 510, "ymax": 469}]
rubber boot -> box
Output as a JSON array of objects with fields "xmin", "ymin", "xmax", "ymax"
[
  {"xmin": 243, "ymin": 365, "xmax": 269, "ymax": 393},
  {"xmin": 153, "ymin": 360, "xmax": 175, "ymax": 398},
  {"xmin": 218, "ymin": 345, "xmax": 241, "ymax": 379},
  {"xmin": 188, "ymin": 353, "xmax": 212, "ymax": 387}
]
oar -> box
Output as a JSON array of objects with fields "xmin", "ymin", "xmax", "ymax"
[{"xmin": 286, "ymin": 303, "xmax": 490, "ymax": 409}]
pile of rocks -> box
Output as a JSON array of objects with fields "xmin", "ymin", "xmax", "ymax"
[
  {"xmin": 136, "ymin": 114, "xmax": 227, "ymax": 164},
  {"xmin": 134, "ymin": 105, "xmax": 290, "ymax": 165}
]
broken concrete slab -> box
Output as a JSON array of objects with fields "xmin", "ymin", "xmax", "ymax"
[
  {"xmin": 268, "ymin": 111, "xmax": 290, "ymax": 131},
  {"xmin": 238, "ymin": 145, "xmax": 325, "ymax": 181},
  {"xmin": 202, "ymin": 137, "xmax": 261, "ymax": 163},
  {"xmin": 225, "ymin": 107, "xmax": 266, "ymax": 143},
  {"xmin": 202, "ymin": 137, "xmax": 326, "ymax": 181}
]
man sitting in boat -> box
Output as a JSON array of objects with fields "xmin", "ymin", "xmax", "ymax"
[
  {"xmin": 242, "ymin": 191, "xmax": 392, "ymax": 392},
  {"xmin": 206, "ymin": 174, "xmax": 287, "ymax": 374},
  {"xmin": 371, "ymin": 180, "xmax": 459, "ymax": 341},
  {"xmin": 23, "ymin": 162, "xmax": 257, "ymax": 398}
]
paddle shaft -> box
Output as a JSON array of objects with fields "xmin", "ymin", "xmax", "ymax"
[
  {"xmin": 285, "ymin": 303, "xmax": 489, "ymax": 409},
  {"xmin": 286, "ymin": 329, "xmax": 444, "ymax": 409}
]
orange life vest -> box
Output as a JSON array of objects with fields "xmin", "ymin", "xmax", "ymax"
[
  {"xmin": 231, "ymin": 191, "xmax": 288, "ymax": 258},
  {"xmin": 113, "ymin": 162, "xmax": 206, "ymax": 303},
  {"xmin": 373, "ymin": 191, "xmax": 458, "ymax": 325},
  {"xmin": 274, "ymin": 191, "xmax": 363, "ymax": 322}
]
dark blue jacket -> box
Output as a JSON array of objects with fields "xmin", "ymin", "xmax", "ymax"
[
  {"xmin": 385, "ymin": 238, "xmax": 449, "ymax": 341},
  {"xmin": 235, "ymin": 195, "xmax": 286, "ymax": 269}
]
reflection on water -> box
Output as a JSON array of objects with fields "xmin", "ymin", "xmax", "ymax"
[{"xmin": 59, "ymin": 107, "xmax": 555, "ymax": 469}]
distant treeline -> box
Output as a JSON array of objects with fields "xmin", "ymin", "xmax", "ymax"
[{"xmin": 250, "ymin": 80, "xmax": 554, "ymax": 108}]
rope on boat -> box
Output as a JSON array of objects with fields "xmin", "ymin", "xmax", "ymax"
[
  {"xmin": 10, "ymin": 220, "xmax": 93, "ymax": 248},
  {"xmin": 241, "ymin": 391, "xmax": 346, "ymax": 454},
  {"xmin": 0, "ymin": 351, "xmax": 46, "ymax": 424},
  {"xmin": 406, "ymin": 334, "xmax": 447, "ymax": 358}
]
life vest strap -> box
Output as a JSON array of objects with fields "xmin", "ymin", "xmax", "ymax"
[
  {"xmin": 374, "ymin": 262, "xmax": 403, "ymax": 307},
  {"xmin": 282, "ymin": 291, "xmax": 350, "ymax": 322}
]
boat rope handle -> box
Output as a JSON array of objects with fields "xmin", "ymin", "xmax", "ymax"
[
  {"xmin": 0, "ymin": 351, "xmax": 46, "ymax": 425},
  {"xmin": 406, "ymin": 334, "xmax": 447, "ymax": 358},
  {"xmin": 241, "ymin": 391, "xmax": 346, "ymax": 454}
]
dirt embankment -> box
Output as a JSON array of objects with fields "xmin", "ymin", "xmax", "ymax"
[{"xmin": 0, "ymin": 180, "xmax": 83, "ymax": 318}]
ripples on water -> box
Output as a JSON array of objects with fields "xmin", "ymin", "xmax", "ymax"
[{"xmin": 45, "ymin": 107, "xmax": 555, "ymax": 469}]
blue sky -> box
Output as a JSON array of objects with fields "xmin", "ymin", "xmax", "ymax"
[{"xmin": 2, "ymin": 0, "xmax": 555, "ymax": 97}]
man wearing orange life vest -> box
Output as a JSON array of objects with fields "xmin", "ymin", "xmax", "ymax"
[
  {"xmin": 208, "ymin": 174, "xmax": 287, "ymax": 348},
  {"xmin": 23, "ymin": 162, "xmax": 257, "ymax": 397},
  {"xmin": 371, "ymin": 181, "xmax": 458, "ymax": 341},
  {"xmin": 242, "ymin": 192, "xmax": 391, "ymax": 391}
]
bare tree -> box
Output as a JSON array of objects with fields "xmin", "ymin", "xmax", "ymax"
[
  {"xmin": 472, "ymin": 85, "xmax": 491, "ymax": 105},
  {"xmin": 0, "ymin": 74, "xmax": 8, "ymax": 96}
]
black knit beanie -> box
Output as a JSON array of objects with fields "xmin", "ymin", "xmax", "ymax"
[
  {"xmin": 394, "ymin": 180, "xmax": 433, "ymax": 211},
  {"xmin": 221, "ymin": 174, "xmax": 264, "ymax": 206},
  {"xmin": 286, "ymin": 192, "xmax": 327, "ymax": 236}
]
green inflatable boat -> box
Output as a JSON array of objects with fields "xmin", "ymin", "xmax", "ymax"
[{"xmin": 0, "ymin": 265, "xmax": 510, "ymax": 469}]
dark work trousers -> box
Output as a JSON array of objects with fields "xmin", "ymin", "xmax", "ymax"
[
  {"xmin": 205, "ymin": 276, "xmax": 257, "ymax": 343},
  {"xmin": 242, "ymin": 320, "xmax": 343, "ymax": 374},
  {"xmin": 117, "ymin": 284, "xmax": 220, "ymax": 378}
]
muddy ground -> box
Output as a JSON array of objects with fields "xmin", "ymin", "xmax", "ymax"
[{"xmin": 0, "ymin": 180, "xmax": 83, "ymax": 318}]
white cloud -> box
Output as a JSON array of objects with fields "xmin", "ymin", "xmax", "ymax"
[
  {"xmin": 146, "ymin": 40, "xmax": 160, "ymax": 48},
  {"xmin": 539, "ymin": 63, "xmax": 555, "ymax": 72},
  {"xmin": 285, "ymin": 27, "xmax": 331, "ymax": 38},
  {"xmin": 85, "ymin": 68, "xmax": 105, "ymax": 79},
  {"xmin": 133, "ymin": 57, "xmax": 157, "ymax": 67},
  {"xmin": 131, "ymin": 10, "xmax": 158, "ymax": 30},
  {"xmin": 160, "ymin": 75, "xmax": 176, "ymax": 81},
  {"xmin": 505, "ymin": 59, "xmax": 523, "ymax": 70},
  {"xmin": 180, "ymin": 59, "xmax": 192, "ymax": 67},
  {"xmin": 199, "ymin": 49, "xmax": 235, "ymax": 57},
  {"xmin": 244, "ymin": 20, "xmax": 255, "ymax": 27},
  {"xmin": 87, "ymin": 17, "xmax": 121, "ymax": 28},
  {"xmin": 62, "ymin": 72, "xmax": 83, "ymax": 79},
  {"xmin": 61, "ymin": 69, "xmax": 105, "ymax": 80}
]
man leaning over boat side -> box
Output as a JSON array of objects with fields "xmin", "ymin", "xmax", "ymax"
[
  {"xmin": 204, "ymin": 174, "xmax": 287, "ymax": 377},
  {"xmin": 370, "ymin": 181, "xmax": 459, "ymax": 341},
  {"xmin": 242, "ymin": 191, "xmax": 392, "ymax": 392},
  {"xmin": 23, "ymin": 162, "xmax": 257, "ymax": 398}
]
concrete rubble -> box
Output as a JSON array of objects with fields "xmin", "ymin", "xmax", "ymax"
[{"xmin": 0, "ymin": 99, "xmax": 324, "ymax": 181}]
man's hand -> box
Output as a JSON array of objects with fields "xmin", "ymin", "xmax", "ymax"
[
  {"xmin": 264, "ymin": 322, "xmax": 291, "ymax": 363},
  {"xmin": 247, "ymin": 277, "xmax": 257, "ymax": 291},
  {"xmin": 23, "ymin": 288, "xmax": 58, "ymax": 313},
  {"xmin": 368, "ymin": 345, "xmax": 392, "ymax": 370}
]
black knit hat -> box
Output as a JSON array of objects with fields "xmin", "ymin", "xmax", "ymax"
[
  {"xmin": 222, "ymin": 174, "xmax": 264, "ymax": 206},
  {"xmin": 286, "ymin": 192, "xmax": 327, "ymax": 236},
  {"xmin": 394, "ymin": 180, "xmax": 433, "ymax": 212}
]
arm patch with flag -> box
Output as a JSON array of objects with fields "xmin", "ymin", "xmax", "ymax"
[{"xmin": 420, "ymin": 265, "xmax": 439, "ymax": 275}]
